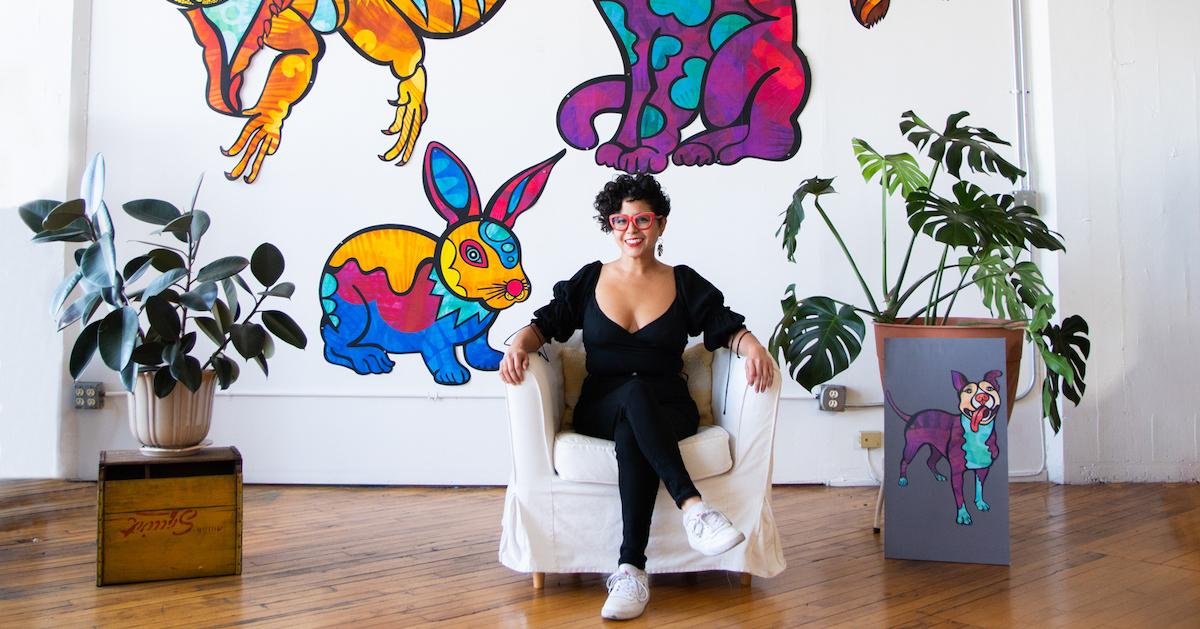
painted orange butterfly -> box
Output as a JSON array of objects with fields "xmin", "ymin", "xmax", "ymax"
[{"xmin": 851, "ymin": 0, "xmax": 891, "ymax": 29}]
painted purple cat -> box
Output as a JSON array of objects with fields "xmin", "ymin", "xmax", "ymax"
[
  {"xmin": 558, "ymin": 0, "xmax": 810, "ymax": 173},
  {"xmin": 886, "ymin": 370, "xmax": 1003, "ymax": 526}
]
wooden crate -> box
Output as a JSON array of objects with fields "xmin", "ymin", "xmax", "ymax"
[{"xmin": 97, "ymin": 446, "xmax": 242, "ymax": 586}]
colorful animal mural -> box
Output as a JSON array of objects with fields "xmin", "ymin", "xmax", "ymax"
[
  {"xmin": 319, "ymin": 142, "xmax": 565, "ymax": 385},
  {"xmin": 557, "ymin": 0, "xmax": 811, "ymax": 174},
  {"xmin": 886, "ymin": 370, "xmax": 1003, "ymax": 526},
  {"xmin": 168, "ymin": 0, "xmax": 506, "ymax": 183},
  {"xmin": 850, "ymin": 0, "xmax": 890, "ymax": 28}
]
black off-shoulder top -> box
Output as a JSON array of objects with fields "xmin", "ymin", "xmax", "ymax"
[{"xmin": 531, "ymin": 261, "xmax": 746, "ymax": 378}]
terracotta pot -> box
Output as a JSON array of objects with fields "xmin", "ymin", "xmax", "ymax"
[
  {"xmin": 129, "ymin": 369, "xmax": 217, "ymax": 448},
  {"xmin": 873, "ymin": 318, "xmax": 1025, "ymax": 421}
]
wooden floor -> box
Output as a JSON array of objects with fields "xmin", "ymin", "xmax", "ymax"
[{"xmin": 1, "ymin": 481, "xmax": 1198, "ymax": 628}]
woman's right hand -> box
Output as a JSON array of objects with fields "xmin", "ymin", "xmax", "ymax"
[{"xmin": 499, "ymin": 347, "xmax": 530, "ymax": 385}]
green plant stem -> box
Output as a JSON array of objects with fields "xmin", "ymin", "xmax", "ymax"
[
  {"xmin": 926, "ymin": 245, "xmax": 950, "ymax": 324},
  {"xmin": 888, "ymin": 263, "xmax": 969, "ymax": 316},
  {"xmin": 813, "ymin": 198, "xmax": 881, "ymax": 315},
  {"xmin": 903, "ymin": 271, "xmax": 1012, "ymax": 324},
  {"xmin": 826, "ymin": 298, "xmax": 878, "ymax": 318},
  {"xmin": 130, "ymin": 240, "xmax": 185, "ymax": 254},
  {"xmin": 202, "ymin": 292, "xmax": 267, "ymax": 370},
  {"xmin": 940, "ymin": 249, "xmax": 981, "ymax": 325},
  {"xmin": 882, "ymin": 178, "xmax": 888, "ymax": 304},
  {"xmin": 887, "ymin": 164, "xmax": 941, "ymax": 311}
]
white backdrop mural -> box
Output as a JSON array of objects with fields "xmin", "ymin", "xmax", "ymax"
[{"xmin": 63, "ymin": 0, "xmax": 1032, "ymax": 484}]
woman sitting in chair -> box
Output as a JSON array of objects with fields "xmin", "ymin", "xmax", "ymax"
[{"xmin": 499, "ymin": 174, "xmax": 775, "ymax": 621}]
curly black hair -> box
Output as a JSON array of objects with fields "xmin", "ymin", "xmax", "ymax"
[{"xmin": 593, "ymin": 174, "xmax": 671, "ymax": 232}]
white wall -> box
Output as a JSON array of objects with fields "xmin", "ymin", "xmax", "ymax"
[
  {"xmin": 1027, "ymin": 0, "xmax": 1200, "ymax": 483},
  {"xmin": 6, "ymin": 0, "xmax": 1054, "ymax": 484},
  {"xmin": 0, "ymin": 0, "xmax": 89, "ymax": 478}
]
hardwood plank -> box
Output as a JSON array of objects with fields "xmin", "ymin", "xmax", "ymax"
[{"xmin": 1, "ymin": 481, "xmax": 1199, "ymax": 627}]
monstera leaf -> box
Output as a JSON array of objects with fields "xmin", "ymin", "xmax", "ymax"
[
  {"xmin": 994, "ymin": 194, "xmax": 1065, "ymax": 252},
  {"xmin": 900, "ymin": 110, "xmax": 1025, "ymax": 182},
  {"xmin": 851, "ymin": 140, "xmax": 929, "ymax": 199},
  {"xmin": 906, "ymin": 181, "xmax": 997, "ymax": 248},
  {"xmin": 1038, "ymin": 315, "xmax": 1091, "ymax": 433},
  {"xmin": 967, "ymin": 248, "xmax": 1053, "ymax": 321},
  {"xmin": 770, "ymin": 289, "xmax": 866, "ymax": 391},
  {"xmin": 777, "ymin": 177, "xmax": 835, "ymax": 262}
]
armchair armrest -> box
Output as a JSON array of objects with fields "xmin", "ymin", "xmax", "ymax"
[
  {"xmin": 710, "ymin": 348, "xmax": 782, "ymax": 473},
  {"xmin": 504, "ymin": 350, "xmax": 565, "ymax": 481}
]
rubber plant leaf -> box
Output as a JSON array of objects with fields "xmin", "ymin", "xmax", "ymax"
[
  {"xmin": 262, "ymin": 310, "xmax": 308, "ymax": 349},
  {"xmin": 70, "ymin": 320, "xmax": 103, "ymax": 379},
  {"xmin": 98, "ymin": 306, "xmax": 139, "ymax": 372},
  {"xmin": 251, "ymin": 243, "xmax": 285, "ymax": 286},
  {"xmin": 122, "ymin": 199, "xmax": 182, "ymax": 226},
  {"xmin": 195, "ymin": 256, "xmax": 249, "ymax": 284},
  {"xmin": 42, "ymin": 199, "xmax": 87, "ymax": 230},
  {"xmin": 19, "ymin": 199, "xmax": 60, "ymax": 233}
]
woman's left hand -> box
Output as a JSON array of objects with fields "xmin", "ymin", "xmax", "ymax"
[{"xmin": 739, "ymin": 335, "xmax": 775, "ymax": 394}]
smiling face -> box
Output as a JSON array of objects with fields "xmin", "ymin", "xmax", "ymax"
[
  {"xmin": 959, "ymin": 379, "xmax": 1001, "ymax": 432},
  {"xmin": 609, "ymin": 199, "xmax": 666, "ymax": 259},
  {"xmin": 438, "ymin": 219, "xmax": 530, "ymax": 310}
]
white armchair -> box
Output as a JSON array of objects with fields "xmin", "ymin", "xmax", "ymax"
[{"xmin": 499, "ymin": 336, "xmax": 785, "ymax": 587}]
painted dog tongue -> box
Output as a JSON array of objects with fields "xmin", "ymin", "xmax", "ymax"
[{"xmin": 971, "ymin": 406, "xmax": 988, "ymax": 432}]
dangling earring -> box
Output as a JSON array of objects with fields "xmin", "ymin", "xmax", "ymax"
[{"xmin": 657, "ymin": 238, "xmax": 664, "ymax": 256}]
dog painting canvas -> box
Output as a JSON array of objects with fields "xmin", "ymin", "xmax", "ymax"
[{"xmin": 883, "ymin": 337, "xmax": 1010, "ymax": 565}]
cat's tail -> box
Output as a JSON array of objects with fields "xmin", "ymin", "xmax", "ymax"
[
  {"xmin": 557, "ymin": 76, "xmax": 628, "ymax": 150},
  {"xmin": 885, "ymin": 390, "xmax": 913, "ymax": 423}
]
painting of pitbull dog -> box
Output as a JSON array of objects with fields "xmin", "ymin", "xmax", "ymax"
[{"xmin": 887, "ymin": 369, "xmax": 1002, "ymax": 526}]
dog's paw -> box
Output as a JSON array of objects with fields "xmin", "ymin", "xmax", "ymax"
[
  {"xmin": 897, "ymin": 477, "xmax": 908, "ymax": 487},
  {"xmin": 975, "ymin": 498, "xmax": 991, "ymax": 511},
  {"xmin": 956, "ymin": 506, "xmax": 973, "ymax": 525},
  {"xmin": 617, "ymin": 146, "xmax": 669, "ymax": 173},
  {"xmin": 935, "ymin": 473, "xmax": 947, "ymax": 482}
]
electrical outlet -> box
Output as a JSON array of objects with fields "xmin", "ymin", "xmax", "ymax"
[
  {"xmin": 1013, "ymin": 189, "xmax": 1038, "ymax": 208},
  {"xmin": 73, "ymin": 382, "xmax": 104, "ymax": 410},
  {"xmin": 816, "ymin": 384, "xmax": 846, "ymax": 412},
  {"xmin": 859, "ymin": 431, "xmax": 883, "ymax": 449}
]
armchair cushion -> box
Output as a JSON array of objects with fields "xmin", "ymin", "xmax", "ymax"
[{"xmin": 553, "ymin": 425, "xmax": 733, "ymax": 485}]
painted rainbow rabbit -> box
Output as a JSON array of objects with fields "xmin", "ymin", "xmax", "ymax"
[{"xmin": 319, "ymin": 142, "xmax": 565, "ymax": 384}]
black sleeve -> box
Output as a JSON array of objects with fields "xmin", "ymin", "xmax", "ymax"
[
  {"xmin": 677, "ymin": 265, "xmax": 747, "ymax": 351},
  {"xmin": 530, "ymin": 261, "xmax": 601, "ymax": 343}
]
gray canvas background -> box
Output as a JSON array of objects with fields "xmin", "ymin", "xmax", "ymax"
[{"xmin": 883, "ymin": 337, "xmax": 1010, "ymax": 565}]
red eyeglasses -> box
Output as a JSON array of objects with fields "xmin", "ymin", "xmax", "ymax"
[{"xmin": 608, "ymin": 212, "xmax": 659, "ymax": 231}]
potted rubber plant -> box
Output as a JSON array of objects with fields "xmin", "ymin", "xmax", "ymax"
[
  {"xmin": 770, "ymin": 111, "xmax": 1089, "ymax": 432},
  {"xmin": 18, "ymin": 154, "xmax": 307, "ymax": 451}
]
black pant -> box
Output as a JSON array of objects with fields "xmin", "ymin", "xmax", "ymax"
[{"xmin": 573, "ymin": 377, "xmax": 702, "ymax": 570}]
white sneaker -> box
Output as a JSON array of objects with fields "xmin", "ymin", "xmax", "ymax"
[
  {"xmin": 683, "ymin": 501, "xmax": 745, "ymax": 556},
  {"xmin": 601, "ymin": 563, "xmax": 650, "ymax": 620}
]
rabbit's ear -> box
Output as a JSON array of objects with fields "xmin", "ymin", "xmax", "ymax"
[
  {"xmin": 485, "ymin": 149, "xmax": 567, "ymax": 227},
  {"xmin": 423, "ymin": 142, "xmax": 481, "ymax": 224}
]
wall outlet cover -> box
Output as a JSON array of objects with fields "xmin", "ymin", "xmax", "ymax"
[
  {"xmin": 816, "ymin": 384, "xmax": 847, "ymax": 412},
  {"xmin": 859, "ymin": 431, "xmax": 883, "ymax": 449},
  {"xmin": 74, "ymin": 381, "xmax": 104, "ymax": 410}
]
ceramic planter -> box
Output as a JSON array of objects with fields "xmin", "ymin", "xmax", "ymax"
[
  {"xmin": 873, "ymin": 318, "xmax": 1025, "ymax": 419},
  {"xmin": 129, "ymin": 369, "xmax": 217, "ymax": 450}
]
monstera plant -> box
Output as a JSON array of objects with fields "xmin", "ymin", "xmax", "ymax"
[
  {"xmin": 770, "ymin": 111, "xmax": 1089, "ymax": 432},
  {"xmin": 19, "ymin": 154, "xmax": 307, "ymax": 448}
]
